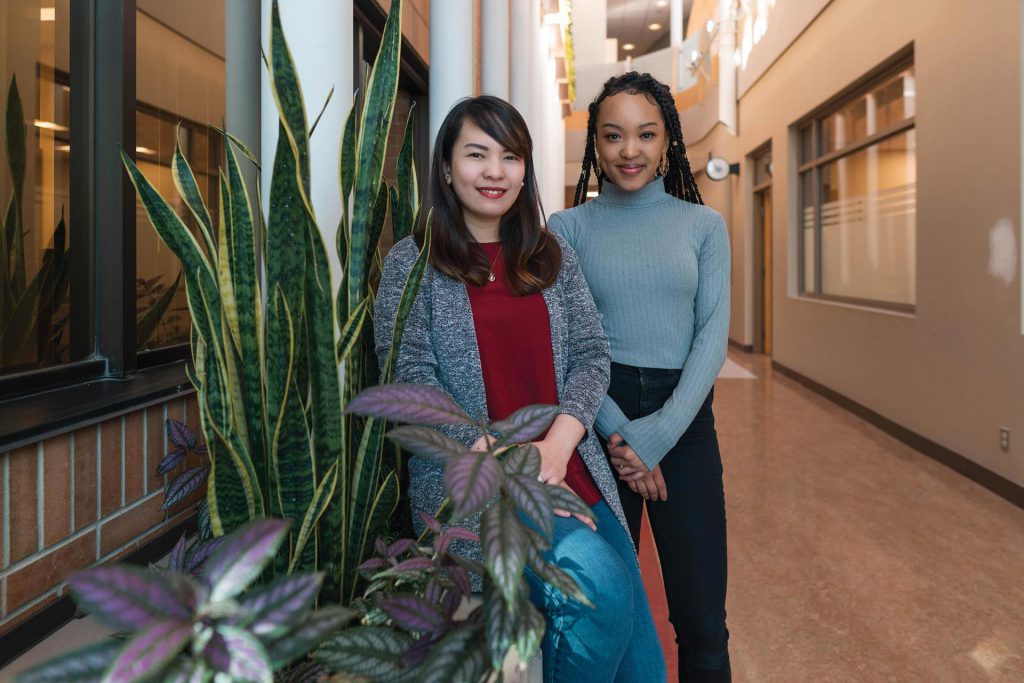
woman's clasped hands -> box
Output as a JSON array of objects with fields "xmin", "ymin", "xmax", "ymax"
[{"xmin": 607, "ymin": 433, "xmax": 668, "ymax": 502}]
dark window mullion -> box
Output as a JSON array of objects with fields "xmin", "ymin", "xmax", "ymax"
[
  {"xmin": 69, "ymin": 0, "xmax": 92, "ymax": 362},
  {"xmin": 94, "ymin": 0, "xmax": 137, "ymax": 377},
  {"xmin": 812, "ymin": 123, "xmax": 823, "ymax": 294}
]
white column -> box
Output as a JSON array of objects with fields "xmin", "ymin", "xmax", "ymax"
[
  {"xmin": 509, "ymin": 0, "xmax": 531, "ymax": 117},
  {"xmin": 481, "ymin": 0, "xmax": 510, "ymax": 99},
  {"xmin": 670, "ymin": 0, "xmax": 684, "ymax": 48},
  {"xmin": 430, "ymin": 0, "xmax": 475, "ymax": 148},
  {"xmin": 260, "ymin": 0, "xmax": 353, "ymax": 291},
  {"xmin": 226, "ymin": 0, "xmax": 262, "ymax": 216},
  {"xmin": 717, "ymin": 0, "xmax": 737, "ymax": 134}
]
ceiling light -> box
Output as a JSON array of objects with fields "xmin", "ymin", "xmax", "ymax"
[
  {"xmin": 648, "ymin": 23, "xmax": 662, "ymax": 31},
  {"xmin": 656, "ymin": 0, "xmax": 668, "ymax": 7},
  {"xmin": 56, "ymin": 144, "xmax": 71, "ymax": 153},
  {"xmin": 622, "ymin": 43, "xmax": 635, "ymax": 51},
  {"xmin": 135, "ymin": 146, "xmax": 157, "ymax": 155},
  {"xmin": 40, "ymin": 7, "xmax": 55, "ymax": 21},
  {"xmin": 34, "ymin": 119, "xmax": 68, "ymax": 132},
  {"xmin": 707, "ymin": 20, "xmax": 716, "ymax": 33}
]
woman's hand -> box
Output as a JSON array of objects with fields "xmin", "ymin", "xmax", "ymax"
[
  {"xmin": 531, "ymin": 437, "xmax": 572, "ymax": 487},
  {"xmin": 627, "ymin": 464, "xmax": 668, "ymax": 502},
  {"xmin": 606, "ymin": 433, "xmax": 649, "ymax": 479},
  {"xmin": 551, "ymin": 481, "xmax": 598, "ymax": 532},
  {"xmin": 470, "ymin": 433, "xmax": 495, "ymax": 452}
]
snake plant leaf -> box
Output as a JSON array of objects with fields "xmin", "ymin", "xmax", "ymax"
[
  {"xmin": 343, "ymin": 415, "xmax": 390, "ymax": 601},
  {"xmin": 5, "ymin": 75, "xmax": 26, "ymax": 295},
  {"xmin": 14, "ymin": 638, "xmax": 122, "ymax": 683},
  {"xmin": 363, "ymin": 180, "xmax": 389, "ymax": 280},
  {"xmin": 1, "ymin": 196, "xmax": 13, "ymax": 321},
  {"xmin": 314, "ymin": 626, "xmax": 414, "ymax": 678},
  {"xmin": 346, "ymin": 383, "xmax": 473, "ymax": 426},
  {"xmin": 338, "ymin": 101, "xmax": 356, "ymax": 216},
  {"xmin": 393, "ymin": 104, "xmax": 418, "ymax": 243},
  {"xmin": 309, "ymin": 85, "xmax": 334, "ymax": 139},
  {"xmin": 268, "ymin": 0, "xmax": 310, "ymax": 194},
  {"xmin": 1, "ymin": 260, "xmax": 51, "ymax": 359},
  {"xmin": 336, "ymin": 295, "xmax": 368, "ymax": 364},
  {"xmin": 348, "ymin": 0, "xmax": 402, "ymax": 317},
  {"xmin": 68, "ymin": 565, "xmax": 191, "ymax": 631},
  {"xmin": 386, "ymin": 425, "xmax": 468, "ymax": 464},
  {"xmin": 171, "ymin": 133, "xmax": 216, "ymax": 257},
  {"xmin": 418, "ymin": 627, "xmax": 488, "ymax": 683},
  {"xmin": 491, "ymin": 404, "xmax": 560, "ymax": 447},
  {"xmin": 203, "ymin": 519, "xmax": 291, "ymax": 603},
  {"xmin": 504, "ymin": 474, "xmax": 554, "ymax": 541},
  {"xmin": 209, "ymin": 123, "xmax": 260, "ymax": 170},
  {"xmin": 288, "ymin": 459, "xmax": 339, "ymax": 574},
  {"xmin": 267, "ymin": 605, "xmax": 356, "ymax": 669},
  {"xmin": 481, "ymin": 502, "xmax": 527, "ymax": 605},
  {"xmin": 137, "ymin": 271, "xmax": 182, "ymax": 348},
  {"xmin": 361, "ymin": 469, "xmax": 400, "ymax": 560},
  {"xmin": 445, "ymin": 451, "xmax": 504, "ymax": 521},
  {"xmin": 265, "ymin": 127, "xmax": 308, "ymax": 323},
  {"xmin": 106, "ymin": 619, "xmax": 194, "ymax": 683}
]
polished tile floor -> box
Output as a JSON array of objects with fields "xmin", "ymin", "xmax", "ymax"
[{"xmin": 639, "ymin": 352, "xmax": 1024, "ymax": 682}]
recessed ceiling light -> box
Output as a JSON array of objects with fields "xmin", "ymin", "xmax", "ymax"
[
  {"xmin": 136, "ymin": 146, "xmax": 158, "ymax": 155},
  {"xmin": 656, "ymin": 0, "xmax": 668, "ymax": 7},
  {"xmin": 648, "ymin": 23, "xmax": 662, "ymax": 31},
  {"xmin": 34, "ymin": 119, "xmax": 68, "ymax": 132},
  {"xmin": 622, "ymin": 43, "xmax": 635, "ymax": 51},
  {"xmin": 40, "ymin": 7, "xmax": 55, "ymax": 22}
]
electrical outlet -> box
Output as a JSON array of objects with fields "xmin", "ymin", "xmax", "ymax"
[{"xmin": 999, "ymin": 427, "xmax": 1010, "ymax": 452}]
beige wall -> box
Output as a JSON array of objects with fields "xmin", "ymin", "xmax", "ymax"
[
  {"xmin": 693, "ymin": 0, "xmax": 1024, "ymax": 486},
  {"xmin": 375, "ymin": 0, "xmax": 430, "ymax": 64}
]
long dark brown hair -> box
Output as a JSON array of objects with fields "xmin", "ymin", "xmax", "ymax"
[
  {"xmin": 418, "ymin": 96, "xmax": 559, "ymax": 294},
  {"xmin": 572, "ymin": 71, "xmax": 703, "ymax": 207}
]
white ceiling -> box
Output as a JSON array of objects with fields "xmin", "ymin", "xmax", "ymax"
[{"xmin": 606, "ymin": 0, "xmax": 692, "ymax": 61}]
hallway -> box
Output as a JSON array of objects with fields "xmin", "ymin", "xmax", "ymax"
[{"xmin": 639, "ymin": 352, "xmax": 1024, "ymax": 682}]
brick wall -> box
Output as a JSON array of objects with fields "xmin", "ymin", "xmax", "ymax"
[{"xmin": 0, "ymin": 393, "xmax": 202, "ymax": 636}]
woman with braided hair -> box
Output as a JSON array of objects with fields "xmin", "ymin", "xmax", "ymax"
[{"xmin": 548, "ymin": 72, "xmax": 732, "ymax": 682}]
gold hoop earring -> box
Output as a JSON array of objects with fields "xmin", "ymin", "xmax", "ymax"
[
  {"xmin": 658, "ymin": 151, "xmax": 669, "ymax": 177},
  {"xmin": 594, "ymin": 151, "xmax": 605, "ymax": 178}
]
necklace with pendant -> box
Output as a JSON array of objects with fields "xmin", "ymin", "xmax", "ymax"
[{"xmin": 487, "ymin": 245, "xmax": 503, "ymax": 282}]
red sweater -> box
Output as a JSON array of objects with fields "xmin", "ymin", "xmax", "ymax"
[{"xmin": 466, "ymin": 243, "xmax": 600, "ymax": 506}]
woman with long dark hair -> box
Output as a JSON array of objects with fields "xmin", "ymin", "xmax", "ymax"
[
  {"xmin": 374, "ymin": 95, "xmax": 665, "ymax": 682},
  {"xmin": 549, "ymin": 72, "xmax": 732, "ymax": 682}
]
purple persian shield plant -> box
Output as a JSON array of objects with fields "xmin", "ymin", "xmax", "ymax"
[{"xmin": 17, "ymin": 519, "xmax": 353, "ymax": 683}]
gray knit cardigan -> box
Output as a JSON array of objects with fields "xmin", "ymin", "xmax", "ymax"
[{"xmin": 374, "ymin": 233, "xmax": 630, "ymax": 566}]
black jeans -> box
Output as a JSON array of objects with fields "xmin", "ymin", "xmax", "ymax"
[{"xmin": 602, "ymin": 362, "xmax": 731, "ymax": 683}]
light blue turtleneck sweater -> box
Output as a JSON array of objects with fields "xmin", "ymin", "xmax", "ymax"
[{"xmin": 547, "ymin": 178, "xmax": 730, "ymax": 470}]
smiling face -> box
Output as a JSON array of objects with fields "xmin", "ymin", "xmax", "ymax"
[
  {"xmin": 595, "ymin": 91, "xmax": 670, "ymax": 191},
  {"xmin": 444, "ymin": 119, "xmax": 525, "ymax": 239}
]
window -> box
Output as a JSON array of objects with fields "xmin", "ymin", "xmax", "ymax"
[
  {"xmin": 1, "ymin": 1, "xmax": 89, "ymax": 378},
  {"xmin": 797, "ymin": 57, "xmax": 916, "ymax": 310}
]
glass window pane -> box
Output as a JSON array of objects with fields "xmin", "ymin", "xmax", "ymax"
[
  {"xmin": 800, "ymin": 125, "xmax": 814, "ymax": 163},
  {"xmin": 135, "ymin": 5, "xmax": 225, "ymax": 352},
  {"xmin": 819, "ymin": 130, "xmax": 916, "ymax": 305},
  {"xmin": 2, "ymin": 0, "xmax": 86, "ymax": 376},
  {"xmin": 800, "ymin": 171, "xmax": 816, "ymax": 293},
  {"xmin": 821, "ymin": 66, "xmax": 915, "ymax": 156}
]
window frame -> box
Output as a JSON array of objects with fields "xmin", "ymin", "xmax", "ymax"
[{"xmin": 794, "ymin": 46, "xmax": 917, "ymax": 314}]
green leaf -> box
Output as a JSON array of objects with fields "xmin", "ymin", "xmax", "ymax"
[
  {"xmin": 210, "ymin": 123, "xmax": 261, "ymax": 169},
  {"xmin": 484, "ymin": 579, "xmax": 516, "ymax": 671},
  {"xmin": 267, "ymin": 606, "xmax": 355, "ymax": 669},
  {"xmin": 170, "ymin": 133, "xmax": 216, "ymax": 257},
  {"xmin": 504, "ymin": 473, "xmax": 554, "ymax": 540},
  {"xmin": 314, "ymin": 626, "xmax": 414, "ymax": 678},
  {"xmin": 393, "ymin": 103, "xmax": 418, "ymax": 243},
  {"xmin": 288, "ymin": 459, "xmax": 339, "ymax": 574},
  {"xmin": 418, "ymin": 627, "xmax": 488, "ymax": 683},
  {"xmin": 513, "ymin": 596, "xmax": 546, "ymax": 667},
  {"xmin": 309, "ymin": 85, "xmax": 335, "ymax": 138},
  {"xmin": 481, "ymin": 502, "xmax": 528, "ymax": 605},
  {"xmin": 336, "ymin": 295, "xmax": 368, "ymax": 363},
  {"xmin": 105, "ymin": 619, "xmax": 193, "ymax": 683}
]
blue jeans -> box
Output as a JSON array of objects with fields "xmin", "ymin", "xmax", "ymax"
[{"xmin": 524, "ymin": 499, "xmax": 666, "ymax": 683}]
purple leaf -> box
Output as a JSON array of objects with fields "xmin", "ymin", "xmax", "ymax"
[
  {"xmin": 68, "ymin": 565, "xmax": 191, "ymax": 631},
  {"xmin": 358, "ymin": 557, "xmax": 388, "ymax": 571},
  {"xmin": 376, "ymin": 593, "xmax": 446, "ymax": 633},
  {"xmin": 193, "ymin": 443, "xmax": 208, "ymax": 456},
  {"xmin": 202, "ymin": 630, "xmax": 233, "ymax": 671},
  {"xmin": 185, "ymin": 536, "xmax": 223, "ymax": 574},
  {"xmin": 492, "ymin": 404, "xmax": 560, "ymax": 445},
  {"xmin": 202, "ymin": 519, "xmax": 290, "ymax": 603},
  {"xmin": 481, "ymin": 503, "xmax": 528, "ymax": 605},
  {"xmin": 400, "ymin": 633, "xmax": 442, "ymax": 669},
  {"xmin": 386, "ymin": 538, "xmax": 416, "ymax": 558},
  {"xmin": 445, "ymin": 526, "xmax": 480, "ymax": 543},
  {"xmin": 505, "ymin": 444, "xmax": 541, "ymax": 478},
  {"xmin": 505, "ymin": 474, "xmax": 554, "ymax": 539},
  {"xmin": 237, "ymin": 572, "xmax": 323, "ymax": 637},
  {"xmin": 105, "ymin": 619, "xmax": 193, "ymax": 683},
  {"xmin": 15, "ymin": 639, "xmax": 121, "ymax": 683},
  {"xmin": 205, "ymin": 626, "xmax": 273, "ymax": 682},
  {"xmin": 166, "ymin": 418, "xmax": 197, "ymax": 449},
  {"xmin": 391, "ymin": 557, "xmax": 433, "ymax": 572},
  {"xmin": 434, "ymin": 533, "xmax": 452, "ymax": 556},
  {"xmin": 547, "ymin": 485, "xmax": 595, "ymax": 522},
  {"xmin": 161, "ymin": 467, "xmax": 209, "ymax": 510},
  {"xmin": 313, "ymin": 626, "xmax": 414, "ymax": 677},
  {"xmin": 167, "ymin": 534, "xmax": 188, "ymax": 571},
  {"xmin": 446, "ymin": 565, "xmax": 472, "ymax": 599},
  {"xmin": 417, "ymin": 510, "xmax": 441, "ymax": 534},
  {"xmin": 156, "ymin": 447, "xmax": 186, "ymax": 475},
  {"xmin": 386, "ymin": 425, "xmax": 468, "ymax": 463},
  {"xmin": 345, "ymin": 383, "xmax": 473, "ymax": 425},
  {"xmin": 441, "ymin": 587, "xmax": 461, "ymax": 619},
  {"xmin": 375, "ymin": 538, "xmax": 388, "ymax": 557},
  {"xmin": 444, "ymin": 452, "xmax": 504, "ymax": 520},
  {"xmin": 424, "ymin": 578, "xmax": 444, "ymax": 605},
  {"xmin": 269, "ymin": 606, "xmax": 356, "ymax": 668}
]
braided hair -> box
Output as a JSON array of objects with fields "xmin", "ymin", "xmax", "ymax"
[{"xmin": 572, "ymin": 71, "xmax": 703, "ymax": 207}]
